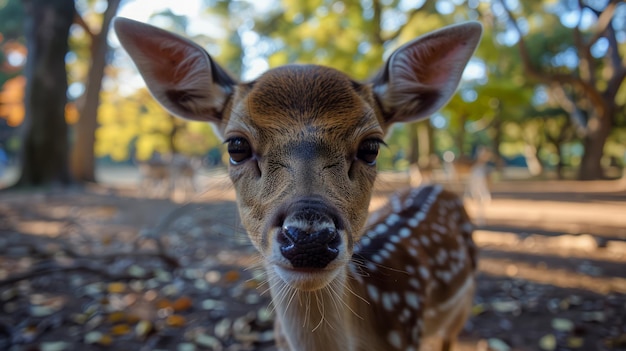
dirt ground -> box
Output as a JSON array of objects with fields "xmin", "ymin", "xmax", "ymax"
[{"xmin": 0, "ymin": 170, "xmax": 625, "ymax": 351}]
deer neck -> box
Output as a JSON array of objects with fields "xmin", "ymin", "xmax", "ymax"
[{"xmin": 268, "ymin": 265, "xmax": 364, "ymax": 351}]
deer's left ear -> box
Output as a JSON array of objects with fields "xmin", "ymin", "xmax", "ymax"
[{"xmin": 372, "ymin": 22, "xmax": 482, "ymax": 124}]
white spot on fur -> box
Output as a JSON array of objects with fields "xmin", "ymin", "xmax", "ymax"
[
  {"xmin": 380, "ymin": 249, "xmax": 391, "ymax": 259},
  {"xmin": 388, "ymin": 330, "xmax": 402, "ymax": 349},
  {"xmin": 384, "ymin": 242, "xmax": 396, "ymax": 252},
  {"xmin": 432, "ymin": 233, "xmax": 442, "ymax": 243},
  {"xmin": 360, "ymin": 236, "xmax": 371, "ymax": 247},
  {"xmin": 367, "ymin": 284, "xmax": 379, "ymax": 302},
  {"xmin": 382, "ymin": 293, "xmax": 394, "ymax": 311},
  {"xmin": 405, "ymin": 291, "xmax": 420, "ymax": 309},
  {"xmin": 419, "ymin": 266, "xmax": 430, "ymax": 279},
  {"xmin": 391, "ymin": 292, "xmax": 400, "ymax": 304},
  {"xmin": 415, "ymin": 211, "xmax": 426, "ymax": 221},
  {"xmin": 386, "ymin": 213, "xmax": 400, "ymax": 226},
  {"xmin": 375, "ymin": 223, "xmax": 388, "ymax": 235},
  {"xmin": 399, "ymin": 227, "xmax": 411, "ymax": 238}
]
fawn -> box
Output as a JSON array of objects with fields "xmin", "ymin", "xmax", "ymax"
[{"xmin": 115, "ymin": 18, "xmax": 482, "ymax": 351}]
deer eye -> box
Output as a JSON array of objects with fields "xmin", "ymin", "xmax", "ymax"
[
  {"xmin": 227, "ymin": 137, "xmax": 252, "ymax": 164},
  {"xmin": 357, "ymin": 139, "xmax": 382, "ymax": 165}
]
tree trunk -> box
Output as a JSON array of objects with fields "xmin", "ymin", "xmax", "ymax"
[
  {"xmin": 15, "ymin": 0, "xmax": 74, "ymax": 187},
  {"xmin": 555, "ymin": 142, "xmax": 564, "ymax": 180},
  {"xmin": 578, "ymin": 112, "xmax": 611, "ymax": 180},
  {"xmin": 70, "ymin": 0, "xmax": 120, "ymax": 182},
  {"xmin": 490, "ymin": 116, "xmax": 504, "ymax": 171}
]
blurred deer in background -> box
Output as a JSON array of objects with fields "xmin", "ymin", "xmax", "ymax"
[
  {"xmin": 137, "ymin": 153, "xmax": 198, "ymax": 201},
  {"xmin": 464, "ymin": 147, "xmax": 493, "ymax": 225},
  {"xmin": 115, "ymin": 18, "xmax": 482, "ymax": 351}
]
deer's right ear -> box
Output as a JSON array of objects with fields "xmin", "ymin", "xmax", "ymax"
[{"xmin": 113, "ymin": 17, "xmax": 237, "ymax": 124}]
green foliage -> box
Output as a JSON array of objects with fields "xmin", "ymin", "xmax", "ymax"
[
  {"xmin": 0, "ymin": 0, "xmax": 25, "ymax": 84},
  {"xmin": 0, "ymin": 0, "xmax": 24, "ymax": 40},
  {"xmin": 96, "ymin": 88, "xmax": 221, "ymax": 162}
]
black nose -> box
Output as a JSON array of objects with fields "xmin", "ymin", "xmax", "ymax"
[{"xmin": 277, "ymin": 225, "xmax": 340, "ymax": 269}]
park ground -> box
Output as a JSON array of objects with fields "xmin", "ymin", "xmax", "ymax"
[{"xmin": 0, "ymin": 166, "xmax": 625, "ymax": 351}]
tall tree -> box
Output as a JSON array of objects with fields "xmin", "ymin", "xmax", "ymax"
[
  {"xmin": 15, "ymin": 0, "xmax": 74, "ymax": 187},
  {"xmin": 70, "ymin": 0, "xmax": 121, "ymax": 182},
  {"xmin": 499, "ymin": 0, "xmax": 625, "ymax": 180}
]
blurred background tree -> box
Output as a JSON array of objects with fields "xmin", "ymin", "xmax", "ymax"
[
  {"xmin": 13, "ymin": 0, "xmax": 74, "ymax": 187},
  {"xmin": 70, "ymin": 0, "xmax": 121, "ymax": 182},
  {"xmin": 0, "ymin": 0, "xmax": 624, "ymax": 187},
  {"xmin": 497, "ymin": 0, "xmax": 625, "ymax": 180}
]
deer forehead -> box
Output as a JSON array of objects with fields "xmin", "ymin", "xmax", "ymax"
[{"xmin": 226, "ymin": 65, "xmax": 384, "ymax": 149}]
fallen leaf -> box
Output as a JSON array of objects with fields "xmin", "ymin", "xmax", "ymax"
[
  {"xmin": 205, "ymin": 271, "xmax": 221, "ymax": 283},
  {"xmin": 177, "ymin": 342, "xmax": 196, "ymax": 351},
  {"xmin": 71, "ymin": 313, "xmax": 89, "ymax": 325},
  {"xmin": 18, "ymin": 325, "xmax": 38, "ymax": 343},
  {"xmin": 166, "ymin": 314, "xmax": 187, "ymax": 327},
  {"xmin": 156, "ymin": 298, "xmax": 173, "ymax": 310},
  {"xmin": 30, "ymin": 305, "xmax": 59, "ymax": 317},
  {"xmin": 487, "ymin": 338, "xmax": 511, "ymax": 351},
  {"xmin": 214, "ymin": 318, "xmax": 231, "ymax": 340},
  {"xmin": 539, "ymin": 334, "xmax": 557, "ymax": 351},
  {"xmin": 551, "ymin": 318, "xmax": 574, "ymax": 332},
  {"xmin": 582, "ymin": 311, "xmax": 606, "ymax": 323},
  {"xmin": 126, "ymin": 313, "xmax": 141, "ymax": 324},
  {"xmin": 40, "ymin": 341, "xmax": 70, "ymax": 351},
  {"xmin": 243, "ymin": 280, "xmax": 259, "ymax": 289},
  {"xmin": 128, "ymin": 265, "xmax": 147, "ymax": 278},
  {"xmin": 223, "ymin": 270, "xmax": 241, "ymax": 283},
  {"xmin": 194, "ymin": 333, "xmax": 222, "ymax": 349},
  {"xmin": 202, "ymin": 299, "xmax": 224, "ymax": 310},
  {"xmin": 107, "ymin": 282, "xmax": 126, "ymax": 294},
  {"xmin": 135, "ymin": 320, "xmax": 153, "ymax": 338},
  {"xmin": 98, "ymin": 334, "xmax": 113, "ymax": 346},
  {"xmin": 162, "ymin": 283, "xmax": 179, "ymax": 296},
  {"xmin": 84, "ymin": 331, "xmax": 103, "ymax": 344},
  {"xmin": 111, "ymin": 323, "xmax": 132, "ymax": 335},
  {"xmin": 491, "ymin": 300, "xmax": 520, "ymax": 314},
  {"xmin": 107, "ymin": 311, "xmax": 126, "ymax": 323},
  {"xmin": 567, "ymin": 337, "xmax": 584, "ymax": 348},
  {"xmin": 173, "ymin": 296, "xmax": 193, "ymax": 312},
  {"xmin": 1, "ymin": 287, "xmax": 18, "ymax": 301},
  {"xmin": 472, "ymin": 303, "xmax": 486, "ymax": 316}
]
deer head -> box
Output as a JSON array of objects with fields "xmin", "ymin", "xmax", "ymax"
[{"xmin": 114, "ymin": 18, "xmax": 481, "ymax": 295}]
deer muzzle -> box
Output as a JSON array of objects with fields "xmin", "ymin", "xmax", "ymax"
[{"xmin": 273, "ymin": 197, "xmax": 344, "ymax": 270}]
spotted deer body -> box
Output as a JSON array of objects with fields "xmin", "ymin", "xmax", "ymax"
[
  {"xmin": 350, "ymin": 185, "xmax": 476, "ymax": 350},
  {"xmin": 114, "ymin": 18, "xmax": 482, "ymax": 351}
]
